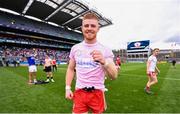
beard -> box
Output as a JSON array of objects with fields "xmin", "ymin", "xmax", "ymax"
[{"xmin": 84, "ymin": 30, "xmax": 96, "ymax": 40}]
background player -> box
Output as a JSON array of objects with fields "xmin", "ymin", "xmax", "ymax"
[
  {"xmin": 115, "ymin": 55, "xmax": 121, "ymax": 70},
  {"xmin": 145, "ymin": 48, "xmax": 160, "ymax": 94},
  {"xmin": 44, "ymin": 55, "xmax": 54, "ymax": 82},
  {"xmin": 26, "ymin": 51, "xmax": 37, "ymax": 84}
]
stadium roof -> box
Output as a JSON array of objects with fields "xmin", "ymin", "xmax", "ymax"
[{"xmin": 0, "ymin": 0, "xmax": 112, "ymax": 32}]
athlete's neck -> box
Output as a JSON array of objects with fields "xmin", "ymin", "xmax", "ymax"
[{"xmin": 84, "ymin": 39, "xmax": 97, "ymax": 44}]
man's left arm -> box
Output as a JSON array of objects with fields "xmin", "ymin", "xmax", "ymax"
[
  {"xmin": 103, "ymin": 58, "xmax": 118, "ymax": 80},
  {"xmin": 155, "ymin": 66, "xmax": 160, "ymax": 73}
]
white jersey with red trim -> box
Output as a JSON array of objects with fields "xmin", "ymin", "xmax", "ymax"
[{"xmin": 148, "ymin": 55, "xmax": 157, "ymax": 72}]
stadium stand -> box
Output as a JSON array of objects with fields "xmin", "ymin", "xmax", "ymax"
[
  {"xmin": 126, "ymin": 40, "xmax": 150, "ymax": 63},
  {"xmin": 0, "ymin": 46, "xmax": 69, "ymax": 66},
  {"xmin": 0, "ymin": 0, "xmax": 112, "ymax": 66}
]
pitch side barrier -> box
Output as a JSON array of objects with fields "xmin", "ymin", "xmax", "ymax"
[{"xmin": 7, "ymin": 61, "xmax": 67, "ymax": 66}]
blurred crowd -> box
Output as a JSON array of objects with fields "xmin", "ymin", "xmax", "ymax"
[{"xmin": 0, "ymin": 46, "xmax": 69, "ymax": 67}]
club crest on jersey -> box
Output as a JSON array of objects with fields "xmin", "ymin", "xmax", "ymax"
[{"xmin": 76, "ymin": 50, "xmax": 82, "ymax": 57}]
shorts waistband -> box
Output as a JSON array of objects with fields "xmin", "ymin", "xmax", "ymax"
[
  {"xmin": 82, "ymin": 86, "xmax": 95, "ymax": 92},
  {"xmin": 76, "ymin": 86, "xmax": 99, "ymax": 92}
]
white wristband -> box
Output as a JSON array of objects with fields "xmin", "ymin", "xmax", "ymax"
[{"xmin": 65, "ymin": 85, "xmax": 71, "ymax": 90}]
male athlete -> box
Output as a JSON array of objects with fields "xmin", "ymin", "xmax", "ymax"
[
  {"xmin": 65, "ymin": 12, "xmax": 118, "ymax": 113},
  {"xmin": 44, "ymin": 55, "xmax": 54, "ymax": 82},
  {"xmin": 145, "ymin": 48, "xmax": 160, "ymax": 94},
  {"xmin": 26, "ymin": 51, "xmax": 37, "ymax": 84}
]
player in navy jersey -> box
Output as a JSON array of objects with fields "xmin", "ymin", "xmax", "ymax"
[{"xmin": 26, "ymin": 51, "xmax": 37, "ymax": 84}]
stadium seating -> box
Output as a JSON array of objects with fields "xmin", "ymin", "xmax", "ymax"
[
  {"xmin": 0, "ymin": 46, "xmax": 70, "ymax": 66},
  {"xmin": 0, "ymin": 11, "xmax": 83, "ymax": 41}
]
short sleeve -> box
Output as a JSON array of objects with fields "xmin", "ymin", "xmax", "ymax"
[
  {"xmin": 148, "ymin": 56, "xmax": 153, "ymax": 61},
  {"xmin": 69, "ymin": 45, "xmax": 75, "ymax": 60},
  {"xmin": 104, "ymin": 47, "xmax": 114, "ymax": 59}
]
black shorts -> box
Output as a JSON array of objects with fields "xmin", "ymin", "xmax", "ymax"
[
  {"xmin": 52, "ymin": 65, "xmax": 56, "ymax": 67},
  {"xmin": 172, "ymin": 62, "xmax": 176, "ymax": 66},
  {"xmin": 44, "ymin": 66, "xmax": 52, "ymax": 72}
]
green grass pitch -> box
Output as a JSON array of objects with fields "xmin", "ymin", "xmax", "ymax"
[{"xmin": 0, "ymin": 63, "xmax": 180, "ymax": 113}]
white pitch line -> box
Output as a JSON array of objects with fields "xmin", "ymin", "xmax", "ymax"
[
  {"xmin": 159, "ymin": 77, "xmax": 180, "ymax": 81},
  {"xmin": 121, "ymin": 74, "xmax": 180, "ymax": 81}
]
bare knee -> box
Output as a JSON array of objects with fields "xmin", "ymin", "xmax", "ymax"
[{"xmin": 154, "ymin": 80, "xmax": 158, "ymax": 84}]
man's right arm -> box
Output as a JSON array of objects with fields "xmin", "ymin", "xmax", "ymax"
[{"xmin": 65, "ymin": 58, "xmax": 76, "ymax": 100}]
